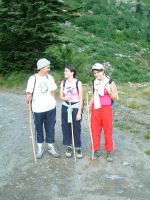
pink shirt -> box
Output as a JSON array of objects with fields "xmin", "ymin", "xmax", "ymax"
[
  {"xmin": 60, "ymin": 79, "xmax": 82, "ymax": 102},
  {"xmin": 100, "ymin": 89, "xmax": 112, "ymax": 106}
]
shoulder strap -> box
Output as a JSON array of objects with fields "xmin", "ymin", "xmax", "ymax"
[
  {"xmin": 76, "ymin": 79, "xmax": 79, "ymax": 94},
  {"xmin": 32, "ymin": 75, "xmax": 36, "ymax": 96},
  {"xmin": 46, "ymin": 74, "xmax": 49, "ymax": 79},
  {"xmin": 109, "ymin": 78, "xmax": 113, "ymax": 84},
  {"xmin": 63, "ymin": 80, "xmax": 66, "ymax": 90},
  {"xmin": 92, "ymin": 78, "xmax": 95, "ymax": 94}
]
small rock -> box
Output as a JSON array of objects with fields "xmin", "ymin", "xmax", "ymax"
[
  {"xmin": 122, "ymin": 161, "xmax": 130, "ymax": 166},
  {"xmin": 116, "ymin": 190, "xmax": 124, "ymax": 194},
  {"xmin": 104, "ymin": 174, "xmax": 123, "ymax": 180}
]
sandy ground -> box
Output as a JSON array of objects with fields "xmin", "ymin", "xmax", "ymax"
[{"xmin": 0, "ymin": 91, "xmax": 150, "ymax": 200}]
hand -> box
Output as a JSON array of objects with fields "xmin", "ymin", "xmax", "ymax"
[
  {"xmin": 64, "ymin": 95, "xmax": 70, "ymax": 102},
  {"xmin": 26, "ymin": 93, "xmax": 32, "ymax": 103},
  {"xmin": 76, "ymin": 112, "xmax": 81, "ymax": 121}
]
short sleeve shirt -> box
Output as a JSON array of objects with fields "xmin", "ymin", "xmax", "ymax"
[
  {"xmin": 60, "ymin": 79, "xmax": 82, "ymax": 103},
  {"xmin": 26, "ymin": 74, "xmax": 57, "ymax": 113}
]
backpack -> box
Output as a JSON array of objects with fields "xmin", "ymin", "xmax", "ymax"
[{"xmin": 92, "ymin": 78, "xmax": 116, "ymax": 110}]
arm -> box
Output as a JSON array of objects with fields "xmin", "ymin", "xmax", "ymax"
[
  {"xmin": 26, "ymin": 75, "xmax": 35, "ymax": 103},
  {"xmin": 51, "ymin": 91, "xmax": 55, "ymax": 99},
  {"xmin": 59, "ymin": 87, "xmax": 69, "ymax": 101},
  {"xmin": 86, "ymin": 87, "xmax": 94, "ymax": 111},
  {"xmin": 26, "ymin": 92, "xmax": 32, "ymax": 103},
  {"xmin": 76, "ymin": 85, "xmax": 83, "ymax": 121},
  {"xmin": 105, "ymin": 81, "xmax": 117, "ymax": 101}
]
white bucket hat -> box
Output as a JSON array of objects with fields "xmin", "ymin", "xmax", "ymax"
[
  {"xmin": 37, "ymin": 58, "xmax": 50, "ymax": 70},
  {"xmin": 92, "ymin": 63, "xmax": 105, "ymax": 71}
]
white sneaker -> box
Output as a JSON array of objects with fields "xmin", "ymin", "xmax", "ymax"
[
  {"xmin": 48, "ymin": 144, "xmax": 60, "ymax": 158},
  {"xmin": 76, "ymin": 147, "xmax": 83, "ymax": 159},
  {"xmin": 66, "ymin": 146, "xmax": 72, "ymax": 158},
  {"xmin": 36, "ymin": 149, "xmax": 44, "ymax": 159}
]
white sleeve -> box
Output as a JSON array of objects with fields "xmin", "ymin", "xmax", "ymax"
[
  {"xmin": 48, "ymin": 75, "xmax": 57, "ymax": 91},
  {"xmin": 26, "ymin": 75, "xmax": 36, "ymax": 94}
]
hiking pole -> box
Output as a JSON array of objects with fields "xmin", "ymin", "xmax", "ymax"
[
  {"xmin": 69, "ymin": 101, "xmax": 77, "ymax": 163},
  {"xmin": 86, "ymin": 92, "xmax": 94, "ymax": 160},
  {"xmin": 29, "ymin": 101, "xmax": 37, "ymax": 164}
]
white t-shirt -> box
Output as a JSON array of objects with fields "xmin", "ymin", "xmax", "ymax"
[{"xmin": 26, "ymin": 74, "xmax": 57, "ymax": 113}]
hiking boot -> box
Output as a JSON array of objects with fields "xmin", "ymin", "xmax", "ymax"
[
  {"xmin": 106, "ymin": 151, "xmax": 113, "ymax": 162},
  {"xmin": 66, "ymin": 146, "xmax": 72, "ymax": 158},
  {"xmin": 94, "ymin": 150, "xmax": 100, "ymax": 158},
  {"xmin": 76, "ymin": 147, "xmax": 83, "ymax": 159},
  {"xmin": 48, "ymin": 144, "xmax": 60, "ymax": 158},
  {"xmin": 36, "ymin": 149, "xmax": 44, "ymax": 159}
]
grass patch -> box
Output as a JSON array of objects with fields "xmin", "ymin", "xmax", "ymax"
[
  {"xmin": 130, "ymin": 119, "xmax": 149, "ymax": 127},
  {"xmin": 117, "ymin": 83, "xmax": 150, "ymax": 100},
  {"xmin": 114, "ymin": 122, "xmax": 132, "ymax": 131},
  {"xmin": 145, "ymin": 134, "xmax": 150, "ymax": 139},
  {"xmin": 130, "ymin": 129, "xmax": 140, "ymax": 134},
  {"xmin": 145, "ymin": 124, "xmax": 150, "ymax": 129},
  {"xmin": 122, "ymin": 99, "xmax": 150, "ymax": 109},
  {"xmin": 118, "ymin": 84, "xmax": 150, "ymax": 109},
  {"xmin": 0, "ymin": 72, "xmax": 30, "ymax": 91},
  {"xmin": 144, "ymin": 150, "xmax": 150, "ymax": 155}
]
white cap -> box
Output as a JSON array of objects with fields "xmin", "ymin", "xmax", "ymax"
[
  {"xmin": 92, "ymin": 63, "xmax": 105, "ymax": 71},
  {"xmin": 37, "ymin": 58, "xmax": 50, "ymax": 70}
]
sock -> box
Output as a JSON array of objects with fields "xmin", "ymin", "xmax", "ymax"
[{"xmin": 37, "ymin": 143, "xmax": 43, "ymax": 151}]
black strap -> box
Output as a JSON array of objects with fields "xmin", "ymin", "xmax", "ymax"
[
  {"xmin": 92, "ymin": 78, "xmax": 95, "ymax": 94},
  {"xmin": 109, "ymin": 78, "xmax": 113, "ymax": 84}
]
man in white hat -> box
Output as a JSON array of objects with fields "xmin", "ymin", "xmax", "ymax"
[{"xmin": 26, "ymin": 58, "xmax": 60, "ymax": 159}]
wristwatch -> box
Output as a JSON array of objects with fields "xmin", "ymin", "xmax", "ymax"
[{"xmin": 108, "ymin": 91, "xmax": 112, "ymax": 95}]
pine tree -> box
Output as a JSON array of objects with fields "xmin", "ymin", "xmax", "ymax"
[{"xmin": 0, "ymin": 0, "xmax": 72, "ymax": 74}]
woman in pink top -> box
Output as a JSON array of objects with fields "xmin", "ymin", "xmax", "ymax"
[
  {"xmin": 60, "ymin": 66, "xmax": 83, "ymax": 159},
  {"xmin": 87, "ymin": 63, "xmax": 118, "ymax": 161}
]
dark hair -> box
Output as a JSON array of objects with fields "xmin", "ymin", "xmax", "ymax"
[
  {"xmin": 65, "ymin": 65, "xmax": 76, "ymax": 78},
  {"xmin": 104, "ymin": 71, "xmax": 110, "ymax": 79}
]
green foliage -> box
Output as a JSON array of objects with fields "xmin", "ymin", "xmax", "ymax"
[
  {"xmin": 0, "ymin": 0, "xmax": 150, "ymax": 83},
  {"xmin": 62, "ymin": 0, "xmax": 150, "ymax": 82},
  {"xmin": 145, "ymin": 134, "xmax": 150, "ymax": 139},
  {"xmin": 0, "ymin": 0, "xmax": 72, "ymax": 75},
  {"xmin": 74, "ymin": 0, "xmax": 150, "ymax": 42},
  {"xmin": 144, "ymin": 150, "xmax": 150, "ymax": 155},
  {"xmin": 141, "ymin": 0, "xmax": 150, "ymax": 7}
]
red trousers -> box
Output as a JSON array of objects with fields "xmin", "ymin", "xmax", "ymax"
[{"xmin": 91, "ymin": 105, "xmax": 114, "ymax": 151}]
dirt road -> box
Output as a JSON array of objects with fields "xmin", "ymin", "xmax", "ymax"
[{"xmin": 0, "ymin": 91, "xmax": 150, "ymax": 200}]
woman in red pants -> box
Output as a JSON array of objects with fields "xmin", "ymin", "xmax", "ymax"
[{"xmin": 87, "ymin": 63, "xmax": 118, "ymax": 161}]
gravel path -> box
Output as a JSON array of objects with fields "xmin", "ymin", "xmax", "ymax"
[{"xmin": 0, "ymin": 91, "xmax": 150, "ymax": 200}]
